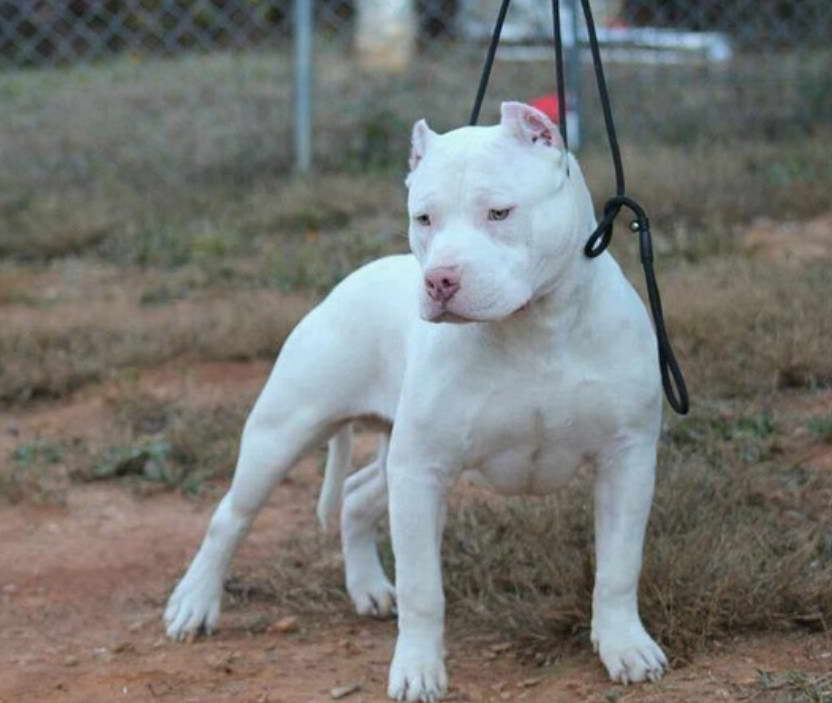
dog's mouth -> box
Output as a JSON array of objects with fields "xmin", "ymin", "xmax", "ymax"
[
  {"xmin": 425, "ymin": 300, "xmax": 531, "ymax": 324},
  {"xmin": 429, "ymin": 310, "xmax": 476, "ymax": 324}
]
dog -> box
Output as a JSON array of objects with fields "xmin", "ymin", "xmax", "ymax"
[{"xmin": 164, "ymin": 102, "xmax": 667, "ymax": 701}]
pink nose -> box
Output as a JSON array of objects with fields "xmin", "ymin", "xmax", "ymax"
[{"xmin": 425, "ymin": 266, "xmax": 461, "ymax": 304}]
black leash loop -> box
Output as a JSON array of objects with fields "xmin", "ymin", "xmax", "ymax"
[
  {"xmin": 605, "ymin": 196, "xmax": 689, "ymax": 415},
  {"xmin": 469, "ymin": 0, "xmax": 689, "ymax": 415}
]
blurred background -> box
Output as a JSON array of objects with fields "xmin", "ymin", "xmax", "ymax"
[
  {"xmin": 1, "ymin": 0, "xmax": 830, "ymax": 273},
  {"xmin": 2, "ymin": 6, "xmax": 832, "ymax": 698}
]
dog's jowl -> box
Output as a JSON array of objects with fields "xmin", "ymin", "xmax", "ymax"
[{"xmin": 164, "ymin": 102, "xmax": 667, "ymax": 702}]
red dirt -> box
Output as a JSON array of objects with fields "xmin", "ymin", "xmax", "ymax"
[
  {"xmin": 743, "ymin": 212, "xmax": 832, "ymax": 265},
  {"xmin": 1, "ymin": 363, "xmax": 831, "ymax": 703}
]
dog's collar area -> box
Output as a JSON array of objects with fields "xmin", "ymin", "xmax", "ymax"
[{"xmin": 467, "ymin": 0, "xmax": 689, "ymax": 416}]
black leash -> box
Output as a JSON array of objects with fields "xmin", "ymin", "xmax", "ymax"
[{"xmin": 469, "ymin": 0, "xmax": 689, "ymax": 415}]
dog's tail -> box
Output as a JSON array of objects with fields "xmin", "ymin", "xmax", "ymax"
[{"xmin": 316, "ymin": 423, "xmax": 353, "ymax": 531}]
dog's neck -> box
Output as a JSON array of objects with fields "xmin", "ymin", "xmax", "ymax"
[{"xmin": 481, "ymin": 243, "xmax": 602, "ymax": 349}]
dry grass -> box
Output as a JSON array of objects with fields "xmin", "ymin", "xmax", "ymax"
[
  {"xmin": 0, "ymin": 279, "xmax": 308, "ymax": 402},
  {"xmin": 1, "ymin": 383, "xmax": 252, "ymax": 504},
  {"xmin": 749, "ymin": 671, "xmax": 832, "ymax": 703},
  {"xmin": 88, "ymin": 397, "xmax": 249, "ymax": 495},
  {"xmin": 252, "ymin": 397, "xmax": 832, "ymax": 663},
  {"xmin": 663, "ymin": 259, "xmax": 832, "ymax": 398},
  {"xmin": 1, "ymin": 49, "xmax": 829, "ymax": 272}
]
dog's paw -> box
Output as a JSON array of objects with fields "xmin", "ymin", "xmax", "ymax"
[
  {"xmin": 163, "ymin": 573, "xmax": 223, "ymax": 641},
  {"xmin": 592, "ymin": 620, "xmax": 667, "ymax": 685},
  {"xmin": 348, "ymin": 575, "xmax": 397, "ymax": 618},
  {"xmin": 387, "ymin": 635, "xmax": 447, "ymax": 702}
]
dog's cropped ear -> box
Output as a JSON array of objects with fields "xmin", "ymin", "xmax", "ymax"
[
  {"xmin": 500, "ymin": 102, "xmax": 564, "ymax": 150},
  {"xmin": 409, "ymin": 118, "xmax": 436, "ymax": 172}
]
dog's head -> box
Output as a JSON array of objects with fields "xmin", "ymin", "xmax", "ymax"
[{"xmin": 406, "ymin": 101, "xmax": 592, "ymax": 323}]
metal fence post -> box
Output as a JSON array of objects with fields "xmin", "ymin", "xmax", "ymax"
[{"xmin": 294, "ymin": 0, "xmax": 313, "ymax": 173}]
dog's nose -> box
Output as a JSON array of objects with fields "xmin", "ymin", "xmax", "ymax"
[{"xmin": 425, "ymin": 266, "xmax": 461, "ymax": 303}]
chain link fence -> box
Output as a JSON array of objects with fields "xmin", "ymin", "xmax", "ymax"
[
  {"xmin": 1, "ymin": 0, "xmax": 829, "ymax": 266},
  {"xmin": 2, "ymin": 1, "xmax": 829, "ymax": 158},
  {"xmin": 2, "ymin": 1, "xmax": 831, "ymax": 65}
]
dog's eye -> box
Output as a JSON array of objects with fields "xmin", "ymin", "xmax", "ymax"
[
  {"xmin": 488, "ymin": 208, "xmax": 512, "ymax": 221},
  {"xmin": 415, "ymin": 214, "xmax": 431, "ymax": 226}
]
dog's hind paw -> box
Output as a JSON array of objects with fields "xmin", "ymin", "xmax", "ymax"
[
  {"xmin": 592, "ymin": 620, "xmax": 668, "ymax": 685},
  {"xmin": 163, "ymin": 575, "xmax": 223, "ymax": 641},
  {"xmin": 348, "ymin": 575, "xmax": 397, "ymax": 618}
]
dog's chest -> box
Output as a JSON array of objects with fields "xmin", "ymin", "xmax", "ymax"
[{"xmin": 460, "ymin": 371, "xmax": 597, "ymax": 496}]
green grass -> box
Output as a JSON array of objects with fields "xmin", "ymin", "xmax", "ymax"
[{"xmin": 807, "ymin": 415, "xmax": 832, "ymax": 444}]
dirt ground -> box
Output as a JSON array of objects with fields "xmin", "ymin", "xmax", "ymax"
[{"xmin": 1, "ymin": 361, "xmax": 830, "ymax": 703}]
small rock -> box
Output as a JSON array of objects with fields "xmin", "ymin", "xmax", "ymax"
[
  {"xmin": 64, "ymin": 655, "xmax": 79, "ymax": 667},
  {"xmin": 519, "ymin": 677, "xmax": 543, "ymax": 688},
  {"xmin": 330, "ymin": 681, "xmax": 362, "ymax": 699},
  {"xmin": 112, "ymin": 641, "xmax": 134, "ymax": 654},
  {"xmin": 272, "ymin": 615, "xmax": 299, "ymax": 633},
  {"xmin": 92, "ymin": 647, "xmax": 112, "ymax": 662}
]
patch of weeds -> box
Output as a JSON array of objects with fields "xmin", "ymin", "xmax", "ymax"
[
  {"xmin": 229, "ymin": 534, "xmax": 348, "ymax": 614},
  {"xmin": 735, "ymin": 411, "xmax": 777, "ymax": 439},
  {"xmin": 807, "ymin": 415, "xmax": 832, "ymax": 444},
  {"xmin": 663, "ymin": 408, "xmax": 781, "ymax": 466},
  {"xmin": 164, "ymin": 404, "xmax": 248, "ymax": 491},
  {"xmin": 752, "ymin": 670, "xmax": 832, "ymax": 703},
  {"xmin": 2, "ymin": 438, "xmax": 75, "ymax": 504},
  {"xmin": 12, "ymin": 438, "xmax": 65, "ymax": 467},
  {"xmin": 139, "ymin": 284, "xmax": 190, "ymax": 307},
  {"xmin": 90, "ymin": 440, "xmax": 182, "ymax": 485},
  {"xmin": 93, "ymin": 395, "xmax": 248, "ymax": 496}
]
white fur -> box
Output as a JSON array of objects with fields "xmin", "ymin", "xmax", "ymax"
[{"xmin": 163, "ymin": 102, "xmax": 667, "ymax": 701}]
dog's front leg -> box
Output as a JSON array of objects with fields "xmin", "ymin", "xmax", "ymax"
[
  {"xmin": 591, "ymin": 436, "xmax": 667, "ymax": 684},
  {"xmin": 386, "ymin": 445, "xmax": 452, "ymax": 702}
]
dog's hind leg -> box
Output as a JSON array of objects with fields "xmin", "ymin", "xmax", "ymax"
[{"xmin": 341, "ymin": 433, "xmax": 396, "ymax": 617}]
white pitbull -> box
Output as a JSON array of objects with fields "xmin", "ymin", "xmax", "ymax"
[{"xmin": 164, "ymin": 102, "xmax": 667, "ymax": 701}]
